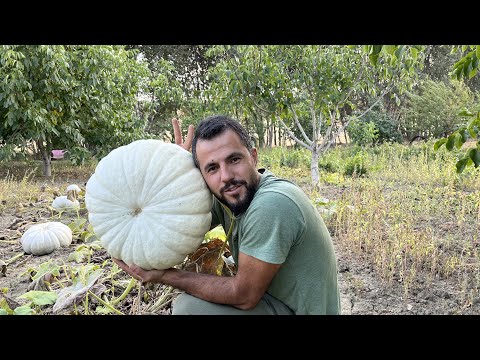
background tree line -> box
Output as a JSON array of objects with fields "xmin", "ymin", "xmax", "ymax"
[{"xmin": 1, "ymin": 45, "xmax": 478, "ymax": 182}]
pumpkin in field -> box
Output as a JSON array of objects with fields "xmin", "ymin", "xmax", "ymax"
[
  {"xmin": 85, "ymin": 139, "xmax": 213, "ymax": 270},
  {"xmin": 21, "ymin": 222, "xmax": 73, "ymax": 256}
]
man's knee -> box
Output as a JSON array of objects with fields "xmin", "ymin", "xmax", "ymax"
[
  {"xmin": 171, "ymin": 293, "xmax": 198, "ymax": 315},
  {"xmin": 171, "ymin": 292, "xmax": 294, "ymax": 315},
  {"xmin": 172, "ymin": 293, "xmax": 223, "ymax": 315}
]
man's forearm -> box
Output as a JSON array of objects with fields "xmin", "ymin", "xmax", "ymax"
[{"xmin": 161, "ymin": 269, "xmax": 247, "ymax": 308}]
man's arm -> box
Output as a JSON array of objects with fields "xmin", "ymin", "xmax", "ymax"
[{"xmin": 112, "ymin": 252, "xmax": 281, "ymax": 310}]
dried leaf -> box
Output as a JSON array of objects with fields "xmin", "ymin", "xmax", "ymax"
[
  {"xmin": 53, "ymin": 269, "xmax": 103, "ymax": 313},
  {"xmin": 185, "ymin": 239, "xmax": 232, "ymax": 276}
]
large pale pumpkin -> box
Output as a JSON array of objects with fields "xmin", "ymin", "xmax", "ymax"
[
  {"xmin": 85, "ymin": 139, "xmax": 213, "ymax": 270},
  {"xmin": 21, "ymin": 222, "xmax": 73, "ymax": 256}
]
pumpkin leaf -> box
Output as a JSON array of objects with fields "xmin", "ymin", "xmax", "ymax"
[
  {"xmin": 53, "ymin": 269, "xmax": 104, "ymax": 313},
  {"xmin": 0, "ymin": 297, "xmax": 14, "ymax": 314},
  {"xmin": 204, "ymin": 225, "xmax": 226, "ymax": 241},
  {"xmin": 68, "ymin": 246, "xmax": 92, "ymax": 263},
  {"xmin": 13, "ymin": 305, "xmax": 36, "ymax": 315},
  {"xmin": 185, "ymin": 239, "xmax": 229, "ymax": 275},
  {"xmin": 68, "ymin": 218, "xmax": 87, "ymax": 236},
  {"xmin": 18, "ymin": 290, "xmax": 57, "ymax": 306},
  {"xmin": 30, "ymin": 260, "xmax": 61, "ymax": 281}
]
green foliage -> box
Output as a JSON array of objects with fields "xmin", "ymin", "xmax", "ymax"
[
  {"xmin": 342, "ymin": 150, "xmax": 368, "ymax": 176},
  {"xmin": 400, "ymin": 78, "xmax": 474, "ymax": 140},
  {"xmin": 204, "ymin": 45, "xmax": 422, "ymax": 187},
  {"xmin": 138, "ymin": 58, "xmax": 187, "ymax": 139},
  {"xmin": 280, "ymin": 148, "xmax": 309, "ymax": 168},
  {"xmin": 258, "ymin": 147, "xmax": 310, "ymax": 169},
  {"xmin": 347, "ymin": 119, "xmax": 379, "ymax": 146},
  {"xmin": 435, "ymin": 110, "xmax": 480, "ymax": 173},
  {"xmin": 355, "ymin": 99, "xmax": 403, "ymax": 144},
  {"xmin": 451, "ymin": 45, "xmax": 480, "ymax": 80},
  {"xmin": 318, "ymin": 155, "xmax": 340, "ymax": 173},
  {"xmin": 0, "ymin": 45, "xmax": 151, "ymax": 169}
]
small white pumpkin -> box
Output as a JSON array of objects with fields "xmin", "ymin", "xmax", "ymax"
[
  {"xmin": 21, "ymin": 222, "xmax": 73, "ymax": 256},
  {"xmin": 51, "ymin": 195, "xmax": 80, "ymax": 211},
  {"xmin": 85, "ymin": 139, "xmax": 213, "ymax": 270},
  {"xmin": 66, "ymin": 184, "xmax": 82, "ymax": 200},
  {"xmin": 66, "ymin": 184, "xmax": 81, "ymax": 194}
]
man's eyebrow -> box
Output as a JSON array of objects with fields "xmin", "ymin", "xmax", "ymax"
[{"xmin": 202, "ymin": 152, "xmax": 244, "ymax": 172}]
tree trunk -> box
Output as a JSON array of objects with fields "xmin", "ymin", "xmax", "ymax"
[
  {"xmin": 310, "ymin": 147, "xmax": 319, "ymax": 188},
  {"xmin": 36, "ymin": 140, "xmax": 52, "ymax": 177}
]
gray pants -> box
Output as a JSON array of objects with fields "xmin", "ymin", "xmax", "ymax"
[{"xmin": 172, "ymin": 292, "xmax": 294, "ymax": 315}]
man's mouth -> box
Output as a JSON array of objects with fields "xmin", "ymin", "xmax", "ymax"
[{"xmin": 223, "ymin": 184, "xmax": 241, "ymax": 196}]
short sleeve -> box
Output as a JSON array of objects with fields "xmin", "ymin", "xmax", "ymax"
[{"xmin": 238, "ymin": 191, "xmax": 305, "ymax": 264}]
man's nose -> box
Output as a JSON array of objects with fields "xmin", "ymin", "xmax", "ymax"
[{"xmin": 220, "ymin": 165, "xmax": 234, "ymax": 184}]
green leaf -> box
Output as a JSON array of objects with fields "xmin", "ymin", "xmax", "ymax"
[
  {"xmin": 0, "ymin": 298, "xmax": 13, "ymax": 314},
  {"xmin": 468, "ymin": 127, "xmax": 477, "ymax": 139},
  {"xmin": 369, "ymin": 54, "xmax": 379, "ymax": 66},
  {"xmin": 469, "ymin": 67, "xmax": 477, "ymax": 79},
  {"xmin": 445, "ymin": 134, "xmax": 456, "ymax": 151},
  {"xmin": 434, "ymin": 138, "xmax": 447, "ymax": 151},
  {"xmin": 458, "ymin": 109, "xmax": 474, "ymax": 117},
  {"xmin": 456, "ymin": 157, "xmax": 470, "ymax": 173},
  {"xmin": 18, "ymin": 290, "xmax": 57, "ymax": 306},
  {"xmin": 68, "ymin": 218, "xmax": 87, "ymax": 233},
  {"xmin": 29, "ymin": 260, "xmax": 61, "ymax": 281},
  {"xmin": 476, "ymin": 46, "xmax": 480, "ymax": 59},
  {"xmin": 394, "ymin": 46, "xmax": 405, "ymax": 59},
  {"xmin": 469, "ymin": 148, "xmax": 480, "ymax": 167},
  {"xmin": 13, "ymin": 305, "xmax": 36, "ymax": 315},
  {"xmin": 204, "ymin": 225, "xmax": 226, "ymax": 241},
  {"xmin": 455, "ymin": 130, "xmax": 467, "ymax": 148},
  {"xmin": 383, "ymin": 45, "xmax": 396, "ymax": 55}
]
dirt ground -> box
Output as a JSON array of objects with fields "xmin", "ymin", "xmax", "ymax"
[
  {"xmin": 336, "ymin": 249, "xmax": 478, "ymax": 315},
  {"xmin": 1, "ymin": 183, "xmax": 478, "ymax": 315}
]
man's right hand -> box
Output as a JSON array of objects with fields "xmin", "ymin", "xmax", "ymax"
[
  {"xmin": 172, "ymin": 118, "xmax": 194, "ymax": 152},
  {"xmin": 111, "ymin": 258, "xmax": 167, "ymax": 283}
]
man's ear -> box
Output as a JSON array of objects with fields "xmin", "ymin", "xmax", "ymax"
[{"xmin": 251, "ymin": 147, "xmax": 258, "ymax": 166}]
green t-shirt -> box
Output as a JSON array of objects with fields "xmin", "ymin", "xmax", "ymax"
[{"xmin": 211, "ymin": 169, "xmax": 341, "ymax": 315}]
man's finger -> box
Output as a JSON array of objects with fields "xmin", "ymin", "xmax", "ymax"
[
  {"xmin": 183, "ymin": 124, "xmax": 194, "ymax": 151},
  {"xmin": 172, "ymin": 118, "xmax": 183, "ymax": 145}
]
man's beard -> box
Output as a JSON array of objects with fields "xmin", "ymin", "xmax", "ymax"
[{"xmin": 218, "ymin": 179, "xmax": 257, "ymax": 216}]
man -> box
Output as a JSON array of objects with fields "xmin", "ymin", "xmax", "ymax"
[{"xmin": 113, "ymin": 115, "xmax": 341, "ymax": 315}]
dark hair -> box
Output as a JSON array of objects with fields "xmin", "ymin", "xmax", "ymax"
[{"xmin": 192, "ymin": 115, "xmax": 253, "ymax": 168}]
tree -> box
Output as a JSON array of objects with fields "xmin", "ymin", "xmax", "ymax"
[
  {"xmin": 400, "ymin": 78, "xmax": 474, "ymax": 140},
  {"xmin": 433, "ymin": 45, "xmax": 480, "ymax": 173},
  {"xmin": 0, "ymin": 45, "xmax": 150, "ymax": 176},
  {"xmin": 204, "ymin": 45, "xmax": 422, "ymax": 187},
  {"xmin": 372, "ymin": 45, "xmax": 480, "ymax": 173}
]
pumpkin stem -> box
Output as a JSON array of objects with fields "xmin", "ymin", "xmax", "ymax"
[
  {"xmin": 111, "ymin": 277, "xmax": 136, "ymax": 305},
  {"xmin": 88, "ymin": 291, "xmax": 124, "ymax": 315},
  {"xmin": 215, "ymin": 204, "xmax": 236, "ymax": 276}
]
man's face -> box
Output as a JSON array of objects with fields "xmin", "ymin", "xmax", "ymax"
[{"xmin": 196, "ymin": 129, "xmax": 260, "ymax": 215}]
